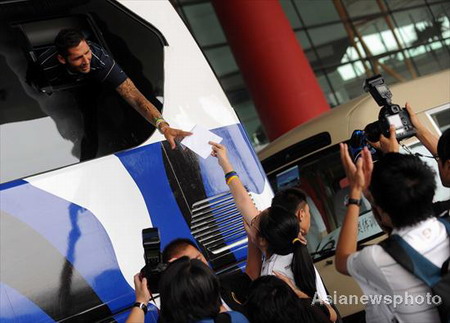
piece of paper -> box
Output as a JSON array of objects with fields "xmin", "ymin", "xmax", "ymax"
[{"xmin": 181, "ymin": 124, "xmax": 223, "ymax": 159}]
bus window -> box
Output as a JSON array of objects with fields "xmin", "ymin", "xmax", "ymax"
[
  {"xmin": 0, "ymin": 1, "xmax": 165, "ymax": 183},
  {"xmin": 268, "ymin": 144, "xmax": 383, "ymax": 258}
]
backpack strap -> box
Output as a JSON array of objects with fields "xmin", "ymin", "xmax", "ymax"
[{"xmin": 380, "ymin": 217, "xmax": 450, "ymax": 287}]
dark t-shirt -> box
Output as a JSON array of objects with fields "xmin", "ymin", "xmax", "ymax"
[{"xmin": 38, "ymin": 41, "xmax": 127, "ymax": 89}]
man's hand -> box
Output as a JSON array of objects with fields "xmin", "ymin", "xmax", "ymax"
[
  {"xmin": 116, "ymin": 78, "xmax": 191, "ymax": 149},
  {"xmin": 405, "ymin": 102, "xmax": 439, "ymax": 157},
  {"xmin": 379, "ymin": 125, "xmax": 399, "ymax": 153},
  {"xmin": 161, "ymin": 126, "xmax": 192, "ymax": 150},
  {"xmin": 405, "ymin": 102, "xmax": 424, "ymax": 131}
]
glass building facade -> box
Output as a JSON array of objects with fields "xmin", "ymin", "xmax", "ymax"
[{"xmin": 171, "ymin": 0, "xmax": 450, "ymax": 148}]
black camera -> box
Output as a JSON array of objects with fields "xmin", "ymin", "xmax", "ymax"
[
  {"xmin": 363, "ymin": 75, "xmax": 415, "ymax": 141},
  {"xmin": 348, "ymin": 129, "xmax": 379, "ymax": 163},
  {"xmin": 140, "ymin": 228, "xmax": 167, "ymax": 293}
]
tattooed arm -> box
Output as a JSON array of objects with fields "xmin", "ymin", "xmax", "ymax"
[{"xmin": 116, "ymin": 78, "xmax": 191, "ymax": 149}]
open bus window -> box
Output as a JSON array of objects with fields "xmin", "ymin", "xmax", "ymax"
[{"xmin": 0, "ymin": 0, "xmax": 165, "ymax": 183}]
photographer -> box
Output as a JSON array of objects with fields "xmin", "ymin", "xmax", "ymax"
[
  {"xmin": 335, "ymin": 145, "xmax": 449, "ymax": 322},
  {"xmin": 373, "ymin": 103, "xmax": 449, "ymax": 216}
]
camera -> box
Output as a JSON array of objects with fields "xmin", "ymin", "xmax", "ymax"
[
  {"xmin": 363, "ymin": 75, "xmax": 415, "ymax": 141},
  {"xmin": 140, "ymin": 228, "xmax": 167, "ymax": 293},
  {"xmin": 348, "ymin": 129, "xmax": 379, "ymax": 163}
]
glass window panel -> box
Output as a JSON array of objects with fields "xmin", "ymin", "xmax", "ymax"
[
  {"xmin": 308, "ymin": 23, "xmax": 348, "ymax": 47},
  {"xmin": 429, "ymin": 3, "xmax": 450, "ymax": 39},
  {"xmin": 295, "ymin": 30, "xmax": 312, "ymax": 50},
  {"xmin": 315, "ymin": 72, "xmax": 340, "ymax": 107},
  {"xmin": 183, "ymin": 3, "xmax": 227, "ymax": 46},
  {"xmin": 305, "ymin": 24, "xmax": 349, "ymax": 70},
  {"xmin": 430, "ymin": 104, "xmax": 450, "ymax": 132},
  {"xmin": 386, "ymin": 0, "xmax": 425, "ymax": 11},
  {"xmin": 279, "ymin": 0, "xmax": 302, "ymax": 29},
  {"xmin": 292, "ymin": 0, "xmax": 340, "ymax": 26},
  {"xmin": 204, "ymin": 46, "xmax": 239, "ymax": 76},
  {"xmin": 393, "ymin": 7, "xmax": 439, "ymax": 47},
  {"xmin": 343, "ymin": 0, "xmax": 380, "ymax": 19}
]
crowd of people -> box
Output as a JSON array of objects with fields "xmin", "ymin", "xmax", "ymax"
[
  {"xmin": 124, "ymin": 104, "xmax": 449, "ymax": 323},
  {"xmin": 39, "ymin": 27, "xmax": 449, "ymax": 323}
]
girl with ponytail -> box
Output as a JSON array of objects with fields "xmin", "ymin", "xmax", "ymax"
[{"xmin": 210, "ymin": 142, "xmax": 338, "ymax": 322}]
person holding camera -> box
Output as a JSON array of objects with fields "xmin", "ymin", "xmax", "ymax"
[
  {"xmin": 126, "ymin": 257, "xmax": 249, "ymax": 323},
  {"xmin": 209, "ymin": 141, "xmax": 339, "ymax": 323},
  {"xmin": 335, "ymin": 145, "xmax": 449, "ymax": 322},
  {"xmin": 162, "ymin": 238, "xmax": 252, "ymax": 313},
  {"xmin": 371, "ymin": 103, "xmax": 449, "ymax": 216}
]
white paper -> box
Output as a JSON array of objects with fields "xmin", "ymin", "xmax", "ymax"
[{"xmin": 181, "ymin": 124, "xmax": 223, "ymax": 159}]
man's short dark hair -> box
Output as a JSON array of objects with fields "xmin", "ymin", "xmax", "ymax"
[
  {"xmin": 437, "ymin": 128, "xmax": 450, "ymax": 163},
  {"xmin": 162, "ymin": 238, "xmax": 198, "ymax": 263},
  {"xmin": 159, "ymin": 257, "xmax": 221, "ymax": 322},
  {"xmin": 369, "ymin": 153, "xmax": 436, "ymax": 228},
  {"xmin": 55, "ymin": 29, "xmax": 86, "ymax": 57}
]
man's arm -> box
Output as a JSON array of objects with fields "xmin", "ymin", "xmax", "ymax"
[
  {"xmin": 335, "ymin": 144, "xmax": 373, "ymax": 276},
  {"xmin": 405, "ymin": 102, "xmax": 439, "ymax": 156},
  {"xmin": 116, "ymin": 78, "xmax": 191, "ymax": 149}
]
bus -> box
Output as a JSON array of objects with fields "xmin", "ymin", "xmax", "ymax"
[
  {"xmin": 0, "ymin": 0, "xmax": 273, "ymax": 321},
  {"xmin": 258, "ymin": 69, "xmax": 450, "ymax": 319}
]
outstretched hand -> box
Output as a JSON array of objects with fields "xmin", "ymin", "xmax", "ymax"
[
  {"xmin": 162, "ymin": 126, "xmax": 192, "ymax": 149},
  {"xmin": 209, "ymin": 141, "xmax": 233, "ymax": 173},
  {"xmin": 340, "ymin": 143, "xmax": 373, "ymax": 194}
]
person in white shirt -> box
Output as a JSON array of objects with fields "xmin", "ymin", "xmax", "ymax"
[
  {"xmin": 210, "ymin": 141, "xmax": 338, "ymax": 322},
  {"xmin": 335, "ymin": 143, "xmax": 449, "ymax": 323}
]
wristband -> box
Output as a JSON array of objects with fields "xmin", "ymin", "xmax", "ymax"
[
  {"xmin": 226, "ymin": 175, "xmax": 238, "ymax": 185},
  {"xmin": 133, "ymin": 302, "xmax": 148, "ymax": 314},
  {"xmin": 225, "ymin": 171, "xmax": 238, "ymax": 185},
  {"xmin": 346, "ymin": 198, "xmax": 361, "ymax": 207},
  {"xmin": 155, "ymin": 118, "xmax": 169, "ymax": 133}
]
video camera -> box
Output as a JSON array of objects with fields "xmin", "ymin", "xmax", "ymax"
[
  {"xmin": 140, "ymin": 228, "xmax": 167, "ymax": 293},
  {"xmin": 363, "ymin": 74, "xmax": 415, "ymax": 141}
]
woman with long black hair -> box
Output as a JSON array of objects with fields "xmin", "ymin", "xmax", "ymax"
[{"xmin": 210, "ymin": 142, "xmax": 338, "ymax": 322}]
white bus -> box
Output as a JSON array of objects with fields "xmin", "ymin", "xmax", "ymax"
[
  {"xmin": 0, "ymin": 1, "xmax": 272, "ymax": 321},
  {"xmin": 258, "ymin": 70, "xmax": 450, "ymax": 318}
]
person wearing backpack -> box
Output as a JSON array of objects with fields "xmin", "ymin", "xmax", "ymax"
[{"xmin": 335, "ymin": 145, "xmax": 450, "ymax": 323}]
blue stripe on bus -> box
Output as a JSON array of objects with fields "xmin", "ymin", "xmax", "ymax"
[
  {"xmin": 0, "ymin": 182, "xmax": 134, "ymax": 313},
  {"xmin": 0, "ymin": 283, "xmax": 52, "ymax": 323},
  {"xmin": 116, "ymin": 143, "xmax": 194, "ymax": 249}
]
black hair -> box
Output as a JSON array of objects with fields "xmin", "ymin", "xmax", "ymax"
[
  {"xmin": 245, "ymin": 276, "xmax": 315, "ymax": 323},
  {"xmin": 369, "ymin": 153, "xmax": 436, "ymax": 228},
  {"xmin": 162, "ymin": 238, "xmax": 199, "ymax": 263},
  {"xmin": 54, "ymin": 29, "xmax": 86, "ymax": 57},
  {"xmin": 271, "ymin": 187, "xmax": 307, "ymax": 214},
  {"xmin": 437, "ymin": 128, "xmax": 450, "ymax": 163},
  {"xmin": 259, "ymin": 206, "xmax": 317, "ymax": 298},
  {"xmin": 158, "ymin": 257, "xmax": 221, "ymax": 323}
]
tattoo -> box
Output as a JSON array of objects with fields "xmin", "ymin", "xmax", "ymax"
[{"xmin": 116, "ymin": 78, "xmax": 161, "ymax": 125}]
